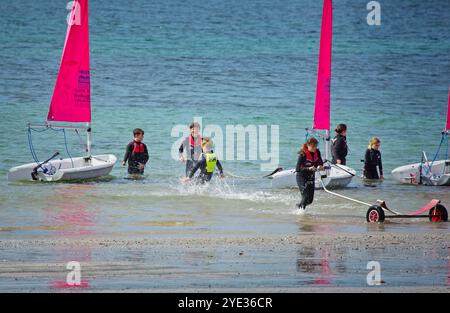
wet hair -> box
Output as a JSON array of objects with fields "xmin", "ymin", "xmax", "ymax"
[
  {"xmin": 335, "ymin": 123, "xmax": 347, "ymax": 134},
  {"xmin": 133, "ymin": 128, "xmax": 144, "ymax": 136},
  {"xmin": 202, "ymin": 137, "xmax": 213, "ymax": 152},
  {"xmin": 190, "ymin": 122, "xmax": 200, "ymax": 130},
  {"xmin": 368, "ymin": 137, "xmax": 381, "ymax": 149},
  {"xmin": 299, "ymin": 137, "xmax": 319, "ymax": 155}
]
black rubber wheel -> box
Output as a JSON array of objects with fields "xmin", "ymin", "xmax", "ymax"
[
  {"xmin": 366, "ymin": 205, "xmax": 385, "ymax": 223},
  {"xmin": 429, "ymin": 204, "xmax": 448, "ymax": 222}
]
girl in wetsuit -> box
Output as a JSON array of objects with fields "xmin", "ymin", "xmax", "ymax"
[
  {"xmin": 363, "ymin": 137, "xmax": 383, "ymax": 180},
  {"xmin": 296, "ymin": 137, "xmax": 324, "ymax": 210},
  {"xmin": 331, "ymin": 123, "xmax": 348, "ymax": 165}
]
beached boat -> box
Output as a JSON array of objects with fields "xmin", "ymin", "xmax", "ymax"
[
  {"xmin": 268, "ymin": 0, "xmax": 356, "ymax": 189},
  {"xmin": 8, "ymin": 154, "xmax": 117, "ymax": 182},
  {"xmin": 391, "ymin": 86, "xmax": 450, "ymax": 186},
  {"xmin": 7, "ymin": 0, "xmax": 116, "ymax": 182},
  {"xmin": 270, "ymin": 164, "xmax": 355, "ymax": 189}
]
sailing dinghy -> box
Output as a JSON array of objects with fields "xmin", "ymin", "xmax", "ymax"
[
  {"xmin": 268, "ymin": 0, "xmax": 356, "ymax": 189},
  {"xmin": 7, "ymin": 0, "xmax": 116, "ymax": 182},
  {"xmin": 391, "ymin": 86, "xmax": 450, "ymax": 186}
]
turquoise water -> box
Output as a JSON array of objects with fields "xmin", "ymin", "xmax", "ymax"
[{"xmin": 0, "ymin": 0, "xmax": 449, "ymax": 239}]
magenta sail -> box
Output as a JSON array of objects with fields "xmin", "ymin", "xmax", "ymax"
[
  {"xmin": 47, "ymin": 0, "xmax": 90, "ymax": 123},
  {"xmin": 313, "ymin": 0, "xmax": 332, "ymax": 131}
]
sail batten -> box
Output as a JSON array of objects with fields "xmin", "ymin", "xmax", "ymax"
[
  {"xmin": 313, "ymin": 0, "xmax": 332, "ymax": 131},
  {"xmin": 47, "ymin": 0, "xmax": 90, "ymax": 123}
]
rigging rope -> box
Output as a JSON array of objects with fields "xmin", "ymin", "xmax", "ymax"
[
  {"xmin": 62, "ymin": 129, "xmax": 74, "ymax": 168},
  {"xmin": 444, "ymin": 132, "xmax": 449, "ymax": 161},
  {"xmin": 27, "ymin": 127, "xmax": 40, "ymax": 163},
  {"xmin": 423, "ymin": 132, "xmax": 448, "ymax": 176},
  {"xmin": 27, "ymin": 125, "xmax": 74, "ymax": 169}
]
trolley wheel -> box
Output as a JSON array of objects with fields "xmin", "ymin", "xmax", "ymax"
[
  {"xmin": 366, "ymin": 205, "xmax": 385, "ymax": 223},
  {"xmin": 429, "ymin": 204, "xmax": 448, "ymax": 222}
]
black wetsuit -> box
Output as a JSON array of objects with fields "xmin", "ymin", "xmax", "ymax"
[
  {"xmin": 364, "ymin": 148, "xmax": 383, "ymax": 179},
  {"xmin": 331, "ymin": 134, "xmax": 348, "ymax": 165},
  {"xmin": 296, "ymin": 149, "xmax": 323, "ymax": 209},
  {"xmin": 123, "ymin": 141, "xmax": 149, "ymax": 174},
  {"xmin": 189, "ymin": 152, "xmax": 223, "ymax": 183},
  {"xmin": 179, "ymin": 135, "xmax": 203, "ymax": 176}
]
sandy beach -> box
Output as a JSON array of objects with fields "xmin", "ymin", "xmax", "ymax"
[{"xmin": 0, "ymin": 232, "xmax": 448, "ymax": 292}]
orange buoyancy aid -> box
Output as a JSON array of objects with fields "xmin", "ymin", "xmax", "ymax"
[
  {"xmin": 133, "ymin": 141, "xmax": 145, "ymax": 153},
  {"xmin": 304, "ymin": 148, "xmax": 319, "ymax": 163},
  {"xmin": 189, "ymin": 135, "xmax": 202, "ymax": 147}
]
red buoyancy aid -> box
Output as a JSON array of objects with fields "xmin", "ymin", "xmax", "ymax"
[
  {"xmin": 133, "ymin": 141, "xmax": 145, "ymax": 153},
  {"xmin": 189, "ymin": 135, "xmax": 202, "ymax": 147},
  {"xmin": 304, "ymin": 148, "xmax": 319, "ymax": 163}
]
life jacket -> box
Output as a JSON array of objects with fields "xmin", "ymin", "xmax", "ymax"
[
  {"xmin": 189, "ymin": 135, "xmax": 202, "ymax": 147},
  {"xmin": 304, "ymin": 148, "xmax": 319, "ymax": 166},
  {"xmin": 205, "ymin": 153, "xmax": 217, "ymax": 173},
  {"xmin": 133, "ymin": 141, "xmax": 145, "ymax": 153}
]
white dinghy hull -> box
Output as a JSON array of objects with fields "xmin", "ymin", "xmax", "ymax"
[
  {"xmin": 7, "ymin": 154, "xmax": 117, "ymax": 182},
  {"xmin": 392, "ymin": 160, "xmax": 450, "ymax": 186},
  {"xmin": 270, "ymin": 164, "xmax": 356, "ymax": 189}
]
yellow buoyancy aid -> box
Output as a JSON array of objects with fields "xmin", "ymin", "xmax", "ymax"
[{"xmin": 205, "ymin": 153, "xmax": 217, "ymax": 173}]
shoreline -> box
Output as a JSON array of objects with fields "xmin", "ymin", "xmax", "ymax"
[{"xmin": 0, "ymin": 232, "xmax": 448, "ymax": 247}]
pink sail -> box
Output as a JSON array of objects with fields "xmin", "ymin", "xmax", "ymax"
[
  {"xmin": 47, "ymin": 0, "xmax": 90, "ymax": 123},
  {"xmin": 313, "ymin": 0, "xmax": 332, "ymax": 130},
  {"xmin": 446, "ymin": 85, "xmax": 450, "ymax": 130}
]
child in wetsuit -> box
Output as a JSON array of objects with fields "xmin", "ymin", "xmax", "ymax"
[
  {"xmin": 122, "ymin": 128, "xmax": 149, "ymax": 175},
  {"xmin": 179, "ymin": 122, "xmax": 203, "ymax": 177},
  {"xmin": 187, "ymin": 137, "xmax": 224, "ymax": 183},
  {"xmin": 331, "ymin": 123, "xmax": 348, "ymax": 165},
  {"xmin": 363, "ymin": 137, "xmax": 383, "ymax": 180},
  {"xmin": 296, "ymin": 137, "xmax": 324, "ymax": 210}
]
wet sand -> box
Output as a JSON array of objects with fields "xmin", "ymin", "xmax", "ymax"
[{"xmin": 0, "ymin": 232, "xmax": 448, "ymax": 292}]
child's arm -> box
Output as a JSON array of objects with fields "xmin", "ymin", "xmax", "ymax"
[
  {"xmin": 178, "ymin": 141, "xmax": 184, "ymax": 154},
  {"xmin": 363, "ymin": 149, "xmax": 370, "ymax": 176},
  {"xmin": 316, "ymin": 150, "xmax": 324, "ymax": 170},
  {"xmin": 378, "ymin": 152, "xmax": 384, "ymax": 178},
  {"xmin": 295, "ymin": 154, "xmax": 305, "ymax": 172},
  {"xmin": 122, "ymin": 143, "xmax": 132, "ymax": 166},
  {"xmin": 317, "ymin": 150, "xmax": 324, "ymax": 167},
  {"xmin": 142, "ymin": 144, "xmax": 149, "ymax": 164},
  {"xmin": 178, "ymin": 138, "xmax": 186, "ymax": 162},
  {"xmin": 216, "ymin": 160, "xmax": 224, "ymax": 177}
]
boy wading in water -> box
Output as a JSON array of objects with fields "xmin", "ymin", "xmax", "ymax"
[
  {"xmin": 363, "ymin": 137, "xmax": 383, "ymax": 180},
  {"xmin": 296, "ymin": 137, "xmax": 324, "ymax": 211},
  {"xmin": 122, "ymin": 128, "xmax": 149, "ymax": 175},
  {"xmin": 179, "ymin": 122, "xmax": 202, "ymax": 177},
  {"xmin": 185, "ymin": 137, "xmax": 224, "ymax": 184}
]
